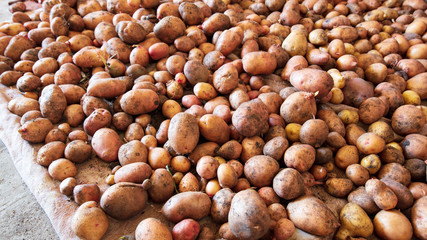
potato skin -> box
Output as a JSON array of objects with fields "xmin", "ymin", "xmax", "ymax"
[
  {"xmin": 154, "ymin": 16, "xmax": 186, "ymax": 44},
  {"xmin": 168, "ymin": 112, "xmax": 200, "ymax": 155},
  {"xmin": 280, "ymin": 92, "xmax": 317, "ymax": 125},
  {"xmin": 87, "ymin": 78, "xmax": 127, "ymax": 99},
  {"xmin": 162, "ymin": 192, "xmax": 211, "ymax": 223},
  {"xmin": 7, "ymin": 97, "xmax": 39, "ymax": 117},
  {"xmin": 244, "ymin": 155, "xmax": 279, "ymax": 187},
  {"xmin": 348, "ymin": 187, "xmax": 380, "ymax": 215},
  {"xmin": 39, "ymin": 84, "xmax": 67, "ymax": 124},
  {"xmin": 71, "ymin": 201, "xmax": 109, "ymax": 240},
  {"xmin": 91, "ymin": 128, "xmax": 122, "ymax": 162},
  {"xmin": 287, "ymin": 196, "xmax": 340, "ymax": 237},
  {"xmin": 135, "ymin": 218, "xmax": 172, "ymax": 240},
  {"xmin": 148, "ymin": 168, "xmax": 175, "ymax": 203},
  {"xmin": 100, "ymin": 182, "xmax": 148, "ymax": 220},
  {"xmin": 381, "ymin": 178, "xmax": 413, "ymax": 210},
  {"xmin": 228, "ymin": 189, "xmax": 270, "ymax": 240},
  {"xmin": 365, "ymin": 179, "xmax": 398, "ymax": 210},
  {"xmin": 120, "ymin": 89, "xmax": 160, "ymax": 115},
  {"xmin": 198, "ymin": 114, "xmax": 229, "ymax": 144}
]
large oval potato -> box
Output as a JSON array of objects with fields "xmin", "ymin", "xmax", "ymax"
[
  {"xmin": 162, "ymin": 192, "xmax": 211, "ymax": 223},
  {"xmin": 412, "ymin": 196, "xmax": 427, "ymax": 240},
  {"xmin": 273, "ymin": 168, "xmax": 305, "ymax": 200},
  {"xmin": 242, "ymin": 51, "xmax": 277, "ymax": 75},
  {"xmin": 114, "ymin": 162, "xmax": 152, "ymax": 184},
  {"xmin": 290, "ymin": 68, "xmax": 333, "ymax": 99},
  {"xmin": 232, "ymin": 99, "xmax": 269, "ymax": 137},
  {"xmin": 18, "ymin": 118, "xmax": 53, "ymax": 143},
  {"xmin": 211, "ymin": 188, "xmax": 235, "ymax": 223},
  {"xmin": 168, "ymin": 112, "xmax": 199, "ymax": 154},
  {"xmin": 287, "ymin": 196, "xmax": 340, "ymax": 237},
  {"xmin": 91, "ymin": 128, "xmax": 122, "ymax": 162},
  {"xmin": 228, "ymin": 189, "xmax": 270, "ymax": 240},
  {"xmin": 244, "ymin": 155, "xmax": 279, "ymax": 187},
  {"xmin": 39, "ymin": 84, "xmax": 67, "ymax": 124},
  {"xmin": 100, "ymin": 182, "xmax": 148, "ymax": 220},
  {"xmin": 148, "ymin": 168, "xmax": 175, "ymax": 203}
]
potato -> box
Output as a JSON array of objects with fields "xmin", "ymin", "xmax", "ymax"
[
  {"xmin": 39, "ymin": 84, "xmax": 67, "ymax": 124},
  {"xmin": 282, "ymin": 30, "xmax": 307, "ymax": 56},
  {"xmin": 148, "ymin": 147, "xmax": 171, "ymax": 170},
  {"xmin": 60, "ymin": 177, "xmax": 77, "ymax": 196},
  {"xmin": 365, "ymin": 179, "xmax": 398, "ymax": 210},
  {"xmin": 228, "ymin": 189, "xmax": 270, "ymax": 239},
  {"xmin": 287, "ymin": 196, "xmax": 340, "ymax": 237},
  {"xmin": 263, "ymin": 136, "xmax": 288, "ymax": 161},
  {"xmin": 272, "ymin": 168, "xmax": 305, "ymax": 200},
  {"xmin": 167, "ymin": 112, "xmax": 199, "ymax": 155},
  {"xmin": 406, "ymin": 72, "xmax": 427, "ymax": 99},
  {"xmin": 91, "ymin": 128, "xmax": 122, "ymax": 162},
  {"xmin": 198, "ymin": 114, "xmax": 229, "ymax": 144},
  {"xmin": 83, "ymin": 108, "xmax": 111, "ymax": 136},
  {"xmin": 412, "ymin": 196, "xmax": 427, "ymax": 240},
  {"xmin": 211, "ymin": 63, "xmax": 238, "ymax": 95},
  {"xmin": 242, "ymin": 51, "xmax": 277, "ymax": 75},
  {"xmin": 187, "ymin": 142, "xmax": 219, "ymax": 164},
  {"xmin": 342, "ymin": 77, "xmax": 374, "ymax": 107},
  {"xmin": 147, "ymin": 168, "xmax": 174, "ymax": 203},
  {"xmin": 232, "ymin": 99, "xmax": 269, "ymax": 137},
  {"xmin": 211, "ymin": 188, "xmax": 235, "ymax": 223},
  {"xmin": 290, "ymin": 69, "xmax": 333, "ymax": 99},
  {"xmin": 64, "ymin": 140, "xmax": 92, "ymax": 164},
  {"xmin": 20, "ymin": 110, "xmax": 42, "ymax": 125},
  {"xmin": 71, "ymin": 201, "xmax": 109, "ymax": 240},
  {"xmin": 373, "ymin": 210, "xmax": 413, "ymax": 240},
  {"xmin": 243, "ymin": 155, "xmax": 279, "ymax": 187},
  {"xmin": 280, "ymin": 91, "xmax": 317, "ymax": 125},
  {"xmin": 348, "ymin": 187, "xmax": 381, "ymax": 215},
  {"xmin": 325, "ymin": 178, "xmax": 354, "ymax": 198},
  {"xmin": 120, "ymin": 89, "xmax": 159, "ymax": 115},
  {"xmin": 117, "ymin": 140, "xmax": 147, "ymax": 166},
  {"xmin": 346, "ymin": 164, "xmax": 369, "ymax": 186},
  {"xmin": 172, "ymin": 219, "xmax": 200, "ymax": 240},
  {"xmin": 63, "ymin": 104, "xmax": 85, "ymax": 127},
  {"xmin": 73, "ymin": 46, "xmax": 109, "ymax": 68},
  {"xmin": 45, "ymin": 129, "xmax": 67, "ymax": 143},
  {"xmin": 5, "ymin": 34, "xmax": 35, "ymax": 62},
  {"xmin": 0, "ymin": 70, "xmax": 23, "ymax": 86},
  {"xmin": 356, "ymin": 132, "xmax": 386, "ymax": 155},
  {"xmin": 392, "ymin": 105, "xmax": 426, "ymax": 136},
  {"xmin": 196, "ymin": 156, "xmax": 219, "ymax": 180},
  {"xmin": 114, "ymin": 162, "xmax": 152, "ymax": 184},
  {"xmin": 7, "ymin": 97, "xmax": 39, "ymax": 117},
  {"xmin": 334, "ymin": 203, "xmax": 374, "ymax": 240},
  {"xmin": 178, "ymin": 172, "xmax": 199, "ymax": 192},
  {"xmin": 201, "ymin": 13, "xmax": 230, "ymax": 36},
  {"xmin": 162, "ymin": 192, "xmax": 211, "ymax": 223},
  {"xmin": 153, "ymin": 16, "xmax": 185, "ymax": 44},
  {"xmin": 115, "ymin": 21, "xmax": 146, "ymax": 45},
  {"xmin": 100, "ymin": 182, "xmax": 148, "ymax": 220},
  {"xmin": 36, "ymin": 141, "xmax": 66, "ymax": 167},
  {"xmin": 48, "ymin": 158, "xmax": 77, "ymax": 181},
  {"xmin": 298, "ymin": 119, "xmax": 329, "ymax": 147},
  {"xmin": 18, "ymin": 118, "xmax": 53, "ymax": 143},
  {"xmin": 404, "ymin": 159, "xmax": 426, "ymax": 181},
  {"xmin": 135, "ymin": 218, "xmax": 172, "ymax": 240},
  {"xmin": 58, "ymin": 84, "xmax": 85, "ymax": 105},
  {"xmin": 73, "ymin": 184, "xmax": 101, "ymax": 205},
  {"xmin": 284, "ymin": 144, "xmax": 315, "ymax": 172},
  {"xmin": 401, "ymin": 134, "xmax": 427, "ymax": 160},
  {"xmin": 215, "ymin": 29, "xmax": 241, "ymax": 56}
]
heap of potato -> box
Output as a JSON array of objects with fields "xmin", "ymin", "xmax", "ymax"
[{"xmin": 1, "ymin": 0, "xmax": 427, "ymax": 239}]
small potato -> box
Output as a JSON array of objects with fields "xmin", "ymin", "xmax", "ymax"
[
  {"xmin": 154, "ymin": 16, "xmax": 186, "ymax": 44},
  {"xmin": 212, "ymin": 63, "xmax": 239, "ymax": 95},
  {"xmin": 172, "ymin": 219, "xmax": 200, "ymax": 240},
  {"xmin": 381, "ymin": 178, "xmax": 413, "ymax": 210},
  {"xmin": 335, "ymin": 145, "xmax": 359, "ymax": 170},
  {"xmin": 401, "ymin": 134, "xmax": 427, "ymax": 160},
  {"xmin": 63, "ymin": 104, "xmax": 85, "ymax": 127},
  {"xmin": 263, "ymin": 136, "xmax": 288, "ymax": 161},
  {"xmin": 404, "ymin": 159, "xmax": 426, "ymax": 181},
  {"xmin": 356, "ymin": 132, "xmax": 386, "ymax": 155},
  {"xmin": 135, "ymin": 218, "xmax": 172, "ymax": 240},
  {"xmin": 242, "ymin": 51, "xmax": 277, "ymax": 75},
  {"xmin": 325, "ymin": 178, "xmax": 354, "ymax": 198},
  {"xmin": 71, "ymin": 201, "xmax": 109, "ymax": 240},
  {"xmin": 280, "ymin": 91, "xmax": 317, "ymax": 125},
  {"xmin": 193, "ymin": 83, "xmax": 217, "ymax": 101},
  {"xmin": 20, "ymin": 110, "xmax": 42, "ymax": 125},
  {"xmin": 196, "ymin": 156, "xmax": 219, "ymax": 180},
  {"xmin": 125, "ymin": 123, "xmax": 144, "ymax": 141},
  {"xmin": 346, "ymin": 164, "xmax": 370, "ymax": 186},
  {"xmin": 217, "ymin": 163, "xmax": 238, "ymax": 188},
  {"xmin": 168, "ymin": 113, "xmax": 200, "ymax": 155},
  {"xmin": 179, "ymin": 172, "xmax": 199, "ymax": 192},
  {"xmin": 0, "ymin": 70, "xmax": 23, "ymax": 86},
  {"xmin": 120, "ymin": 89, "xmax": 159, "ymax": 115},
  {"xmin": 64, "ymin": 140, "xmax": 92, "ymax": 164},
  {"xmin": 48, "ymin": 158, "xmax": 77, "ymax": 181},
  {"xmin": 45, "ymin": 129, "xmax": 67, "ymax": 143},
  {"xmin": 73, "ymin": 184, "xmax": 101, "ymax": 205},
  {"xmin": 118, "ymin": 140, "xmax": 148, "ymax": 166},
  {"xmin": 299, "ymin": 119, "xmax": 329, "ymax": 147},
  {"xmin": 83, "ymin": 108, "xmax": 112, "ymax": 136},
  {"xmin": 37, "ymin": 141, "xmax": 66, "ymax": 167},
  {"xmin": 91, "ymin": 128, "xmax": 122, "ymax": 162},
  {"xmin": 60, "ymin": 177, "xmax": 77, "ymax": 196},
  {"xmin": 198, "ymin": 114, "xmax": 229, "ymax": 144},
  {"xmin": 148, "ymin": 147, "xmax": 171, "ymax": 169}
]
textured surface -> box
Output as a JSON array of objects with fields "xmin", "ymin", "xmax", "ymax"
[{"xmin": 0, "ymin": 3, "xmax": 58, "ymax": 239}]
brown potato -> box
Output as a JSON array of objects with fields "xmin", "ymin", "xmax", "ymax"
[
  {"xmin": 148, "ymin": 168, "xmax": 175, "ymax": 203},
  {"xmin": 244, "ymin": 155, "xmax": 279, "ymax": 187},
  {"xmin": 284, "ymin": 144, "xmax": 315, "ymax": 172},
  {"xmin": 168, "ymin": 112, "xmax": 199, "ymax": 155},
  {"xmin": 232, "ymin": 99, "xmax": 269, "ymax": 137},
  {"xmin": 263, "ymin": 136, "xmax": 288, "ymax": 161},
  {"xmin": 280, "ymin": 92, "xmax": 317, "ymax": 125},
  {"xmin": 392, "ymin": 105, "xmax": 426, "ymax": 136},
  {"xmin": 272, "ymin": 168, "xmax": 305, "ymax": 200},
  {"xmin": 91, "ymin": 128, "xmax": 122, "ymax": 162},
  {"xmin": 162, "ymin": 192, "xmax": 211, "ymax": 223},
  {"xmin": 114, "ymin": 162, "xmax": 152, "ymax": 184},
  {"xmin": 120, "ymin": 89, "xmax": 159, "ymax": 115},
  {"xmin": 198, "ymin": 114, "xmax": 229, "ymax": 144},
  {"xmin": 64, "ymin": 140, "xmax": 92, "ymax": 164},
  {"xmin": 373, "ymin": 210, "xmax": 413, "ymax": 240},
  {"xmin": 18, "ymin": 118, "xmax": 53, "ymax": 143},
  {"xmin": 325, "ymin": 178, "xmax": 354, "ymax": 198}
]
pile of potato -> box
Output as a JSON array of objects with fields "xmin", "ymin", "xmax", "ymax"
[{"xmin": 1, "ymin": 0, "xmax": 427, "ymax": 239}]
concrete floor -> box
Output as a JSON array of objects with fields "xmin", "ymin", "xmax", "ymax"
[{"xmin": 0, "ymin": 2, "xmax": 59, "ymax": 240}]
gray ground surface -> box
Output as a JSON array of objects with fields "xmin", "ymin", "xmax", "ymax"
[{"xmin": 0, "ymin": 2, "xmax": 59, "ymax": 240}]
